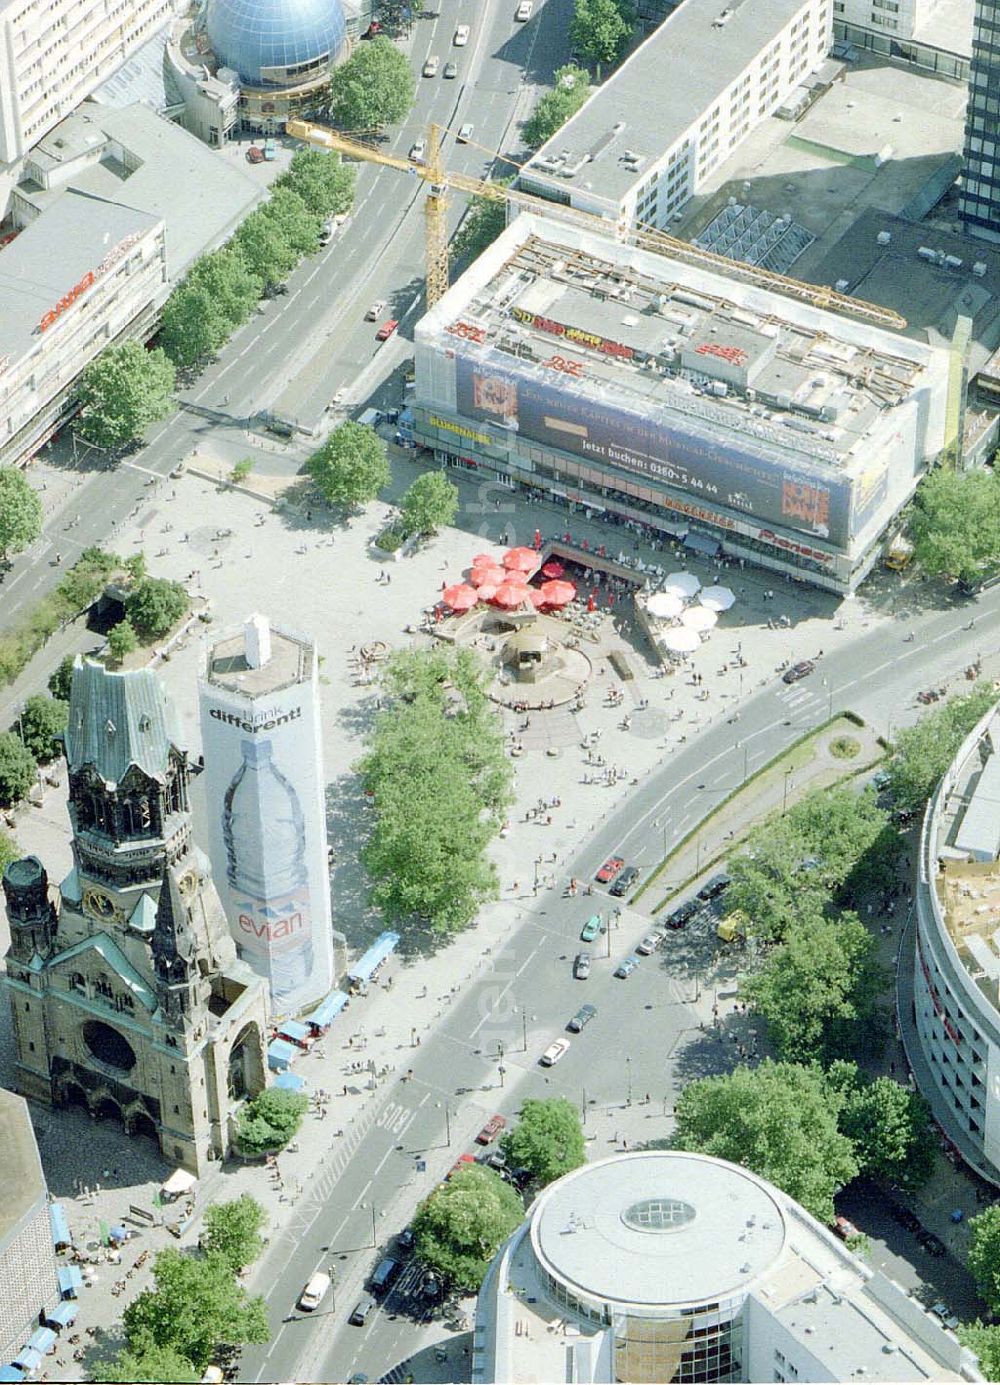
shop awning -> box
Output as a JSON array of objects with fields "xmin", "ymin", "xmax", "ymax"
[
  {"xmin": 45, "ymin": 1302, "xmax": 78, "ymax": 1329},
  {"xmin": 305, "ymin": 990, "xmax": 349, "ymax": 1029},
  {"xmin": 277, "ymin": 1019, "xmax": 311, "ymax": 1045},
  {"xmin": 49, "ymin": 1204, "xmax": 71, "ymax": 1249},
  {"xmin": 11, "ymin": 1350, "xmax": 40, "ymax": 1372},
  {"xmin": 57, "ymin": 1266, "xmax": 83, "ymax": 1297},
  {"xmin": 160, "ymin": 1168, "xmax": 197, "ymax": 1198},
  {"xmin": 273, "ymin": 1071, "xmax": 305, "ymax": 1091},
  {"xmin": 347, "ymin": 931, "xmax": 400, "ymax": 984},
  {"xmin": 26, "ymin": 1330, "xmax": 55, "ymax": 1356},
  {"xmin": 683, "ymin": 530, "xmax": 721, "ymax": 557},
  {"xmin": 267, "ymin": 1038, "xmax": 297, "ymax": 1070}
]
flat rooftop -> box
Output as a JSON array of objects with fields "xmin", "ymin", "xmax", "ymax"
[
  {"xmin": 520, "ymin": 0, "xmax": 815, "ymax": 210},
  {"xmin": 204, "ymin": 623, "xmax": 314, "ymax": 697},
  {"xmin": 428, "ymin": 215, "xmax": 936, "ymax": 473},
  {"xmin": 0, "ymin": 1089, "xmax": 47, "ymax": 1247}
]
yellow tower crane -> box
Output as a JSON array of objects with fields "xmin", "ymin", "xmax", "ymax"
[{"xmin": 286, "ymin": 117, "xmax": 906, "ymax": 331}]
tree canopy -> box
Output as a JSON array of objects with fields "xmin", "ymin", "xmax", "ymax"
[
  {"xmin": 234, "ymin": 210, "xmax": 299, "ymax": 289},
  {"xmin": 0, "ymin": 468, "xmax": 43, "ymax": 563},
  {"xmin": 107, "ymin": 618, "xmax": 138, "ymax": 665},
  {"xmin": 74, "ymin": 341, "xmax": 175, "ymax": 450},
  {"xmin": 358, "ymin": 647, "xmax": 514, "ymax": 932},
  {"xmin": 885, "ymin": 684, "xmax": 997, "ymax": 815},
  {"xmin": 0, "ymin": 732, "xmax": 37, "ymax": 808},
  {"xmin": 839, "ymin": 1075, "xmax": 934, "ymax": 1190},
  {"xmin": 400, "ymin": 470, "xmax": 459, "ymax": 536},
  {"xmin": 125, "ymin": 577, "xmax": 189, "ymax": 639},
  {"xmin": 201, "ymin": 1194, "xmax": 267, "ymax": 1273},
  {"xmin": 0, "ymin": 828, "xmax": 20, "ymax": 873},
  {"xmin": 329, "ymin": 37, "xmax": 416, "ymax": 129},
  {"xmin": 187, "ymin": 248, "xmax": 262, "ymax": 332},
  {"xmin": 121, "ymin": 1249, "xmax": 268, "ymax": 1371},
  {"xmin": 673, "ymin": 1061, "xmax": 859, "ymax": 1224},
  {"xmin": 452, "ymin": 189, "xmax": 509, "ymax": 267},
  {"xmin": 158, "ymin": 280, "xmax": 231, "ymax": 368},
  {"xmin": 48, "ymin": 655, "xmax": 75, "ymax": 703},
  {"xmin": 276, "ymin": 148, "xmax": 356, "ymax": 218},
  {"xmin": 909, "ymin": 465, "xmax": 1000, "ymax": 584},
  {"xmin": 968, "ymin": 1205, "xmax": 1000, "ymax": 1315},
  {"xmin": 570, "ymin": 0, "xmax": 633, "ymax": 71},
  {"xmin": 411, "ymin": 1164, "xmax": 523, "ymax": 1291},
  {"xmin": 523, "ymin": 65, "xmax": 591, "ymax": 147},
  {"xmin": 958, "ymin": 1322, "xmax": 1000, "ymax": 1378},
  {"xmin": 91, "ymin": 1339, "xmax": 200, "ymax": 1383},
  {"xmin": 308, "ymin": 421, "xmax": 391, "ymax": 509},
  {"xmin": 16, "ymin": 694, "xmax": 68, "ymax": 763},
  {"xmin": 499, "ymin": 1098, "xmax": 585, "ymax": 1185},
  {"xmin": 259, "ymin": 186, "xmax": 321, "ymax": 256},
  {"xmin": 235, "ymin": 1087, "xmax": 308, "ymax": 1155}
]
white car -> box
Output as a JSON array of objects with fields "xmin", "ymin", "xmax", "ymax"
[
  {"xmin": 635, "ymin": 932, "xmax": 663, "ymax": 956},
  {"xmin": 299, "ymin": 1271, "xmax": 331, "ymax": 1311},
  {"xmin": 365, "ymin": 299, "xmax": 387, "ymax": 321},
  {"xmin": 457, "ymin": 122, "xmax": 474, "ymax": 143},
  {"xmin": 454, "ymin": 23, "xmax": 470, "ymax": 44},
  {"xmin": 422, "ymin": 54, "xmax": 440, "ymax": 75},
  {"xmin": 540, "ymin": 1037, "xmax": 571, "ymax": 1066},
  {"xmin": 409, "ymin": 140, "xmax": 426, "ymax": 163},
  {"xmin": 516, "ymin": 0, "xmax": 533, "ymax": 17}
]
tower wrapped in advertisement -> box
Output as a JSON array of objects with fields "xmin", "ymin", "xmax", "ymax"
[{"xmin": 199, "ymin": 615, "xmax": 333, "ymax": 1015}]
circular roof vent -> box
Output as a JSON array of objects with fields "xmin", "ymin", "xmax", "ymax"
[{"xmin": 622, "ymin": 1197, "xmax": 697, "ymax": 1233}]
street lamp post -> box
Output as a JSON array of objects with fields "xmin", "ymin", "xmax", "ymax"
[
  {"xmin": 521, "ymin": 1008, "xmax": 528, "ymax": 1052},
  {"xmin": 626, "ymin": 1056, "xmax": 633, "ymax": 1107},
  {"xmin": 782, "ymin": 768, "xmax": 793, "ymax": 814},
  {"xmin": 581, "ymin": 1086, "xmax": 588, "ymax": 1125}
]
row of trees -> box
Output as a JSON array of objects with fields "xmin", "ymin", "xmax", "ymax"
[
  {"xmin": 570, "ymin": 0, "xmax": 634, "ymax": 74},
  {"xmin": 909, "ymin": 464, "xmax": 1000, "ymax": 586},
  {"xmin": 357, "ymin": 647, "xmax": 514, "ymax": 933},
  {"xmin": 328, "ymin": 36, "xmax": 416, "ymax": 131},
  {"xmin": 882, "ymin": 682, "xmax": 997, "ymax": 816}
]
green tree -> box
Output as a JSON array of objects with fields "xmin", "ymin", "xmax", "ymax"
[
  {"xmin": 400, "ymin": 470, "xmax": 459, "ymax": 536},
  {"xmin": 126, "ymin": 577, "xmax": 189, "ymax": 639},
  {"xmin": 17, "ymin": 694, "xmax": 68, "ymax": 762},
  {"xmin": 673, "ymin": 1061, "xmax": 858, "ymax": 1225},
  {"xmin": 968, "ymin": 1205, "xmax": 1000, "ymax": 1314},
  {"xmin": 910, "ymin": 465, "xmax": 1000, "ymax": 584},
  {"xmin": 188, "ymin": 247, "xmax": 262, "ymax": 333},
  {"xmin": 235, "ymin": 1088, "xmax": 308, "ymax": 1154},
  {"xmin": 452, "ymin": 190, "xmax": 509, "ymax": 266},
  {"xmin": 48, "ymin": 655, "xmax": 75, "ymax": 703},
  {"xmin": 307, "ymin": 422, "xmax": 391, "ymax": 509},
  {"xmin": 0, "ymin": 828, "xmax": 20, "ymax": 873},
  {"xmin": 124, "ymin": 551, "xmax": 147, "ymax": 581},
  {"xmin": 570, "ymin": 0, "xmax": 632, "ymax": 72},
  {"xmin": 107, "ymin": 618, "xmax": 138, "ymax": 664},
  {"xmin": 0, "ymin": 731, "xmax": 37, "ymax": 808},
  {"xmin": 91, "ymin": 1339, "xmax": 200, "ymax": 1383},
  {"xmin": 500, "ymin": 1098, "xmax": 585, "ymax": 1185},
  {"xmin": 328, "ymin": 37, "xmax": 416, "ymax": 129},
  {"xmin": 412, "ymin": 1164, "xmax": 523, "ymax": 1291},
  {"xmin": 230, "ymin": 458, "xmax": 254, "ymax": 483},
  {"xmin": 958, "ymin": 1322, "xmax": 1000, "ymax": 1378},
  {"xmin": 886, "ymin": 684, "xmax": 997, "ymax": 815},
  {"xmin": 0, "ymin": 468, "xmax": 43, "ymax": 563},
  {"xmin": 741, "ymin": 911, "xmax": 885, "ymax": 1062},
  {"xmin": 158, "ymin": 281, "xmax": 230, "ymax": 367},
  {"xmin": 260, "ymin": 186, "xmax": 322, "ymax": 257},
  {"xmin": 523, "ymin": 65, "xmax": 591, "ymax": 147},
  {"xmin": 75, "ymin": 341, "xmax": 175, "ymax": 450},
  {"xmin": 277, "ymin": 148, "xmax": 356, "ymax": 218},
  {"xmin": 122, "ymin": 1249, "xmax": 268, "ymax": 1371},
  {"xmin": 202, "ymin": 1194, "xmax": 267, "ymax": 1273},
  {"xmin": 840, "ymin": 1076, "xmax": 934, "ymax": 1190},
  {"xmin": 234, "ymin": 210, "xmax": 299, "ymax": 290}
]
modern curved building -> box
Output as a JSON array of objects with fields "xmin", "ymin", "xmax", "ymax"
[
  {"xmin": 474, "ymin": 1151, "xmax": 981, "ymax": 1383},
  {"xmin": 911, "ymin": 699, "xmax": 1000, "ymax": 1182}
]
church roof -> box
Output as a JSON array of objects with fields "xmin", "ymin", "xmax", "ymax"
[
  {"xmin": 64, "ymin": 660, "xmax": 181, "ymax": 786},
  {"xmin": 52, "ymin": 932, "xmax": 158, "ymax": 1010}
]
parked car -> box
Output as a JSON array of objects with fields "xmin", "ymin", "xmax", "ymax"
[
  {"xmin": 349, "ymin": 1293, "xmax": 376, "ymax": 1325},
  {"xmin": 476, "ymin": 1113, "xmax": 507, "ymax": 1145},
  {"xmin": 567, "ymin": 1003, "xmax": 597, "ymax": 1033},
  {"xmin": 931, "ymin": 1302, "xmax": 960, "ymax": 1330},
  {"xmin": 454, "ymin": 23, "xmax": 470, "ymax": 43},
  {"xmin": 782, "ymin": 659, "xmax": 815, "ymax": 684},
  {"xmin": 246, "ymin": 145, "xmax": 264, "ymax": 164},
  {"xmin": 422, "ymin": 54, "xmax": 440, "ymax": 75},
  {"xmin": 614, "ymin": 956, "xmax": 640, "ymax": 979},
  {"xmin": 540, "ymin": 1037, "xmax": 571, "ymax": 1066},
  {"xmin": 635, "ymin": 932, "xmax": 662, "ymax": 956},
  {"xmin": 664, "ymin": 899, "xmax": 699, "ymax": 930},
  {"xmin": 375, "ymin": 319, "xmax": 398, "ymax": 341},
  {"xmin": 596, "ymin": 855, "xmax": 624, "ymax": 884},
  {"xmin": 477, "ymin": 1147, "xmax": 506, "ymax": 1171},
  {"xmin": 396, "ymin": 1226, "xmax": 415, "ymax": 1253},
  {"xmin": 408, "ymin": 139, "xmax": 426, "ymax": 163},
  {"xmin": 299, "ymin": 1271, "xmax": 331, "ymax": 1310},
  {"xmin": 609, "ymin": 865, "xmax": 639, "ymax": 897},
  {"xmin": 263, "ymin": 137, "xmax": 277, "ymax": 160},
  {"xmin": 365, "ymin": 300, "xmax": 387, "ymax": 321},
  {"xmin": 698, "ymin": 873, "xmax": 731, "ymax": 902},
  {"xmin": 457, "ymin": 122, "xmax": 474, "ymax": 142},
  {"xmin": 516, "ymin": 0, "xmax": 533, "ymax": 16},
  {"xmin": 446, "ymin": 1153, "xmax": 476, "ymax": 1179},
  {"xmin": 832, "ymin": 1215, "xmax": 860, "ymax": 1241},
  {"xmin": 443, "ymin": 59, "xmax": 458, "ymax": 77},
  {"xmin": 580, "ymin": 914, "xmax": 604, "ymax": 943},
  {"xmin": 421, "ymin": 1271, "xmax": 443, "ymax": 1300},
  {"xmin": 573, "ymin": 951, "xmax": 592, "ymax": 979}
]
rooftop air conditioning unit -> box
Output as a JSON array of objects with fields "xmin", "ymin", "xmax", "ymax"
[
  {"xmin": 945, "ymin": 255, "xmax": 963, "ymax": 269},
  {"xmin": 917, "ymin": 246, "xmax": 937, "ymax": 261},
  {"xmin": 835, "ymin": 279, "xmax": 849, "ymax": 292},
  {"xmin": 877, "ymin": 230, "xmax": 892, "ymax": 245},
  {"xmin": 973, "ymin": 261, "xmax": 988, "ymax": 277}
]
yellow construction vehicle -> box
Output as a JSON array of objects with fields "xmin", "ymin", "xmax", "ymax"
[{"xmin": 285, "ymin": 117, "xmax": 906, "ymax": 331}]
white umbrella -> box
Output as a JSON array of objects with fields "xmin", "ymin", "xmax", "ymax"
[
  {"xmin": 700, "ymin": 585, "xmax": 736, "ymax": 612},
  {"xmin": 646, "ymin": 591, "xmax": 684, "ymax": 620},
  {"xmin": 664, "ymin": 571, "xmax": 701, "ymax": 599},
  {"xmin": 659, "ymin": 627, "xmax": 701, "ymax": 654},
  {"xmin": 682, "ymin": 605, "xmax": 718, "ymax": 632}
]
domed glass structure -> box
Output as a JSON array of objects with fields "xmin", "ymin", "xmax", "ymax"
[{"xmin": 205, "ymin": 0, "xmax": 347, "ymax": 87}]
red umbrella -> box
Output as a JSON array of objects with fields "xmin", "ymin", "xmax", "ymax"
[
  {"xmin": 503, "ymin": 547, "xmax": 539, "ymax": 575},
  {"xmin": 476, "ymin": 583, "xmax": 499, "ymax": 601},
  {"xmin": 540, "ymin": 579, "xmax": 576, "ymax": 607},
  {"xmin": 541, "ymin": 560, "xmax": 565, "ymax": 579},
  {"xmin": 470, "ymin": 563, "xmax": 506, "ymax": 587},
  {"xmin": 443, "ymin": 583, "xmax": 477, "ymax": 611},
  {"xmin": 471, "ymin": 553, "xmax": 498, "ymax": 568},
  {"xmin": 493, "ymin": 582, "xmax": 529, "ymax": 608},
  {"xmin": 528, "ymin": 588, "xmax": 547, "ymax": 608}
]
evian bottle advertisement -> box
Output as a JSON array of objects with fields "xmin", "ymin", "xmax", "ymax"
[{"xmin": 199, "ymin": 678, "xmax": 333, "ymax": 1017}]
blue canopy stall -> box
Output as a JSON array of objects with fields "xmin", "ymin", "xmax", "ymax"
[
  {"xmin": 48, "ymin": 1204, "xmax": 71, "ymax": 1250},
  {"xmin": 57, "ymin": 1266, "xmax": 82, "ymax": 1298},
  {"xmin": 45, "ymin": 1302, "xmax": 78, "ymax": 1329},
  {"xmin": 273, "ymin": 1071, "xmax": 305, "ymax": 1092},
  {"xmin": 276, "ymin": 1019, "xmax": 311, "ymax": 1048},
  {"xmin": 11, "ymin": 1350, "xmax": 39, "ymax": 1375},
  {"xmin": 26, "ymin": 1330, "xmax": 55, "ymax": 1357},
  {"xmin": 305, "ymin": 989, "xmax": 349, "ymax": 1032},
  {"xmin": 0, "ymin": 1365, "xmax": 25, "ymax": 1381},
  {"xmin": 346, "ymin": 932, "xmax": 399, "ymax": 993},
  {"xmin": 267, "ymin": 1038, "xmax": 297, "ymax": 1072}
]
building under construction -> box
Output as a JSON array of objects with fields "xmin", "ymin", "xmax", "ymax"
[{"xmin": 413, "ymin": 213, "xmax": 951, "ymax": 592}]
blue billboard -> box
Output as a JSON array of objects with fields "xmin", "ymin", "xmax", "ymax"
[{"xmin": 454, "ymin": 353, "xmax": 866, "ymax": 548}]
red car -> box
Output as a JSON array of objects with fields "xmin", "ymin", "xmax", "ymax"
[
  {"xmin": 246, "ymin": 145, "xmax": 265, "ymax": 164},
  {"xmin": 595, "ymin": 856, "xmax": 624, "ymax": 884},
  {"xmin": 446, "ymin": 1153, "xmax": 476, "ymax": 1179},
  {"xmin": 832, "ymin": 1214, "xmax": 860, "ymax": 1241},
  {"xmin": 375, "ymin": 319, "xmax": 398, "ymax": 341},
  {"xmin": 476, "ymin": 1114, "xmax": 507, "ymax": 1146}
]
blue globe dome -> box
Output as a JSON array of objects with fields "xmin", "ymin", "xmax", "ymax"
[{"xmin": 206, "ymin": 0, "xmax": 347, "ymax": 86}]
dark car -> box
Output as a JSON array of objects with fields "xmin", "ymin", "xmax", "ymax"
[
  {"xmin": 782, "ymin": 659, "xmax": 815, "ymax": 684},
  {"xmin": 396, "ymin": 1227, "xmax": 415, "ymax": 1253},
  {"xmin": 421, "ymin": 1271, "xmax": 443, "ymax": 1300},
  {"xmin": 567, "ymin": 1003, "xmax": 597, "ymax": 1033},
  {"xmin": 609, "ymin": 865, "xmax": 639, "ymax": 897},
  {"xmin": 697, "ymin": 873, "xmax": 731, "ymax": 902},
  {"xmin": 665, "ymin": 899, "xmax": 699, "ymax": 930}
]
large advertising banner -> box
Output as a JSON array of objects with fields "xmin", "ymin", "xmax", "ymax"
[{"xmin": 455, "ymin": 353, "xmax": 858, "ymax": 548}]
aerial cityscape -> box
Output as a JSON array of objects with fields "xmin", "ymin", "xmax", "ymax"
[{"xmin": 2, "ymin": 0, "xmax": 1000, "ymax": 1379}]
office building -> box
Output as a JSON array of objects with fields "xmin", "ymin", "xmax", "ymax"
[
  {"xmin": 0, "ymin": 1091, "xmax": 60, "ymax": 1364},
  {"xmin": 474, "ymin": 1151, "xmax": 983, "ymax": 1383},
  {"xmin": 960, "ymin": 0, "xmax": 1000, "ymax": 239},
  {"xmin": 911, "ymin": 697, "xmax": 1000, "ymax": 1182},
  {"xmin": 1, "ymin": 660, "xmax": 271, "ymax": 1175},
  {"xmin": 832, "ymin": 0, "xmax": 971, "ymax": 79},
  {"xmin": 413, "ymin": 213, "xmax": 949, "ymax": 593},
  {"xmin": 517, "ymin": 0, "xmax": 831, "ymax": 231},
  {"xmin": 199, "ymin": 615, "xmax": 335, "ymax": 1016}
]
